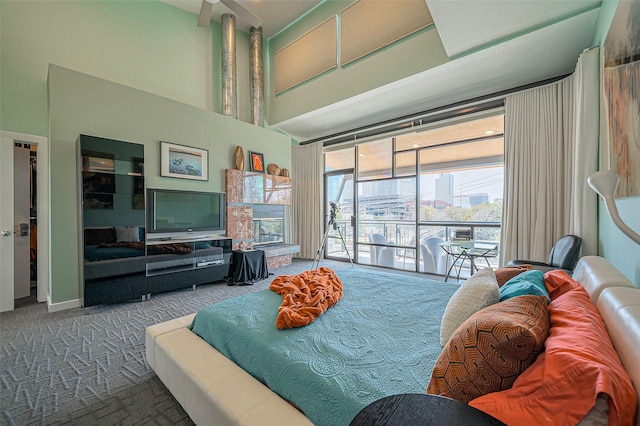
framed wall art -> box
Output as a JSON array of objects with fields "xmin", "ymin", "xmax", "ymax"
[
  {"xmin": 160, "ymin": 141, "xmax": 208, "ymax": 181},
  {"xmin": 249, "ymin": 151, "xmax": 265, "ymax": 173},
  {"xmin": 601, "ymin": 0, "xmax": 640, "ymax": 197}
]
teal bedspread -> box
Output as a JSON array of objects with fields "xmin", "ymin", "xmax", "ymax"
[{"xmin": 190, "ymin": 268, "xmax": 459, "ymax": 426}]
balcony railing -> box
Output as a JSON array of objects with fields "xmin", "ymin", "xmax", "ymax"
[{"xmin": 325, "ymin": 219, "xmax": 501, "ymax": 280}]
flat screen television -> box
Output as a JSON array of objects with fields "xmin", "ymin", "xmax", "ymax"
[{"xmin": 147, "ymin": 188, "xmax": 225, "ymax": 238}]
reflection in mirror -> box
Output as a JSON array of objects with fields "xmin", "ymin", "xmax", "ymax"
[{"xmin": 79, "ymin": 135, "xmax": 146, "ymax": 306}]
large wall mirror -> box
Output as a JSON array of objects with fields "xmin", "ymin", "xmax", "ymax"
[{"xmin": 78, "ymin": 135, "xmax": 146, "ymax": 306}]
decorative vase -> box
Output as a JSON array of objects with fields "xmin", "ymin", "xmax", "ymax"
[
  {"xmin": 234, "ymin": 146, "xmax": 244, "ymax": 170},
  {"xmin": 267, "ymin": 163, "xmax": 280, "ymax": 175},
  {"xmin": 280, "ymin": 168, "xmax": 290, "ymax": 177}
]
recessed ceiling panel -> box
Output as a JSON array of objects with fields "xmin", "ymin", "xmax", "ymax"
[
  {"xmin": 275, "ymin": 17, "xmax": 337, "ymax": 94},
  {"xmin": 396, "ymin": 115, "xmax": 504, "ymax": 151},
  {"xmin": 340, "ymin": 0, "xmax": 433, "ymax": 65}
]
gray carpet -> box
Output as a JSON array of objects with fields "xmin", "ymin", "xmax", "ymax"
[{"xmin": 0, "ymin": 259, "xmax": 442, "ymax": 425}]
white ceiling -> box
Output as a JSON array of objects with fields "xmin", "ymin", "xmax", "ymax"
[
  {"xmin": 160, "ymin": 0, "xmax": 602, "ymax": 142},
  {"xmin": 428, "ymin": 0, "xmax": 601, "ymax": 57},
  {"xmin": 275, "ymin": 3, "xmax": 601, "ymax": 142},
  {"xmin": 160, "ymin": 0, "xmax": 322, "ymax": 38},
  {"xmin": 274, "ymin": 0, "xmax": 602, "ymax": 142}
]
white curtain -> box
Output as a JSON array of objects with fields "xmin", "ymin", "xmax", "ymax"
[
  {"xmin": 291, "ymin": 143, "xmax": 324, "ymax": 259},
  {"xmin": 501, "ymin": 47, "xmax": 599, "ymax": 265}
]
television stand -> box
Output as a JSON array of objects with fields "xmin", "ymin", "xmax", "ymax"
[
  {"xmin": 145, "ymin": 235, "xmax": 232, "ymax": 296},
  {"xmin": 177, "ymin": 234, "xmax": 210, "ymax": 240}
]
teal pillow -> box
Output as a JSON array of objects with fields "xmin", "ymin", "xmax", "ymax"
[{"xmin": 499, "ymin": 270, "xmax": 550, "ymax": 303}]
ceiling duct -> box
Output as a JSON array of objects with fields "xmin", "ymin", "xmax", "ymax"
[
  {"xmin": 221, "ymin": 14, "xmax": 237, "ymax": 118},
  {"xmin": 250, "ymin": 26, "xmax": 264, "ymax": 127}
]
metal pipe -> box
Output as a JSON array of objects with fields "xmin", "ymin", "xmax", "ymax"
[
  {"xmin": 221, "ymin": 14, "xmax": 237, "ymax": 119},
  {"xmin": 250, "ymin": 26, "xmax": 264, "ymax": 127}
]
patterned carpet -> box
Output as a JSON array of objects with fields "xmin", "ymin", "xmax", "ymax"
[{"xmin": 0, "ymin": 259, "xmax": 438, "ymax": 425}]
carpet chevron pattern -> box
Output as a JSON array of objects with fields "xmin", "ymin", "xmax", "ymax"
[
  {"xmin": 1, "ymin": 259, "xmax": 334, "ymax": 425},
  {"xmin": 2, "ymin": 260, "xmax": 428, "ymax": 425}
]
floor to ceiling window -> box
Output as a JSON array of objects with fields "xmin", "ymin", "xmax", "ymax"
[
  {"xmin": 324, "ymin": 112, "xmax": 504, "ymax": 279},
  {"xmin": 323, "ymin": 147, "xmax": 355, "ymax": 262}
]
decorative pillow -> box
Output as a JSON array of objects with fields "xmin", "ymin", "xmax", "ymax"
[
  {"xmin": 115, "ymin": 226, "xmax": 140, "ymax": 243},
  {"xmin": 543, "ymin": 269, "xmax": 580, "ymax": 301},
  {"xmin": 469, "ymin": 286, "xmax": 637, "ymax": 425},
  {"xmin": 500, "ymin": 270, "xmax": 550, "ymax": 303},
  {"xmin": 427, "ymin": 295, "xmax": 549, "ymax": 403},
  {"xmin": 439, "ymin": 267, "xmax": 500, "ymax": 346},
  {"xmin": 494, "ymin": 265, "xmax": 532, "ymax": 287},
  {"xmin": 84, "ymin": 227, "xmax": 116, "ymax": 245}
]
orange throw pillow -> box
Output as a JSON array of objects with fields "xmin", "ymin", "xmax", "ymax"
[
  {"xmin": 494, "ymin": 265, "xmax": 532, "ymax": 287},
  {"xmin": 543, "ymin": 269, "xmax": 581, "ymax": 300},
  {"xmin": 469, "ymin": 285, "xmax": 637, "ymax": 425}
]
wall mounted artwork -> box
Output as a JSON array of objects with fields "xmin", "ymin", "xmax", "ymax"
[
  {"xmin": 160, "ymin": 141, "xmax": 208, "ymax": 181},
  {"xmin": 601, "ymin": 0, "xmax": 640, "ymax": 197},
  {"xmin": 249, "ymin": 151, "xmax": 265, "ymax": 173}
]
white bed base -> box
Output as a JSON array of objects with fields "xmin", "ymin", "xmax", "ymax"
[
  {"xmin": 145, "ymin": 314, "xmax": 312, "ymax": 426},
  {"xmin": 146, "ymin": 256, "xmax": 640, "ymax": 426}
]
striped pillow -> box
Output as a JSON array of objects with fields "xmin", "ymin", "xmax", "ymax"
[{"xmin": 439, "ymin": 267, "xmax": 500, "ymax": 346}]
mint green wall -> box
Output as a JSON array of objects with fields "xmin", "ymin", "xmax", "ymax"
[
  {"xmin": 592, "ymin": 0, "xmax": 640, "ymax": 286},
  {"xmin": 593, "ymin": 0, "xmax": 619, "ymax": 44},
  {"xmin": 266, "ymin": 1, "xmax": 449, "ymax": 125},
  {"xmin": 598, "ymin": 199, "xmax": 640, "ymax": 286},
  {"xmin": 1, "ymin": 0, "xmax": 292, "ymax": 304},
  {"xmin": 0, "ymin": 0, "xmax": 257, "ymax": 136},
  {"xmin": 48, "ymin": 65, "xmax": 291, "ymax": 304}
]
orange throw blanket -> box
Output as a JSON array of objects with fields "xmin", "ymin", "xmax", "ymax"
[{"xmin": 269, "ymin": 267, "xmax": 343, "ymax": 329}]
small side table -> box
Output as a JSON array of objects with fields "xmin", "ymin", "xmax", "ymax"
[
  {"xmin": 350, "ymin": 393, "xmax": 505, "ymax": 426},
  {"xmin": 229, "ymin": 250, "xmax": 269, "ymax": 285}
]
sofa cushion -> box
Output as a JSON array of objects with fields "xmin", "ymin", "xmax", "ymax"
[
  {"xmin": 439, "ymin": 267, "xmax": 500, "ymax": 346},
  {"xmin": 572, "ymin": 255, "xmax": 635, "ymax": 303},
  {"xmin": 427, "ymin": 295, "xmax": 549, "ymax": 403},
  {"xmin": 469, "ymin": 285, "xmax": 637, "ymax": 425}
]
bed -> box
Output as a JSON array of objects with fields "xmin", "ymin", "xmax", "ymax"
[{"xmin": 146, "ymin": 256, "xmax": 640, "ymax": 425}]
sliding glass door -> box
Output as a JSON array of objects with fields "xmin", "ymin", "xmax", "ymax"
[
  {"xmin": 324, "ymin": 171, "xmax": 355, "ymax": 261},
  {"xmin": 322, "ymin": 112, "xmax": 505, "ymax": 276}
]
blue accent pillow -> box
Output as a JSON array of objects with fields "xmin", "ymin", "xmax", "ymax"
[{"xmin": 499, "ymin": 270, "xmax": 550, "ymax": 303}]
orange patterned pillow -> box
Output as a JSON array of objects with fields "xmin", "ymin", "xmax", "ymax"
[
  {"xmin": 427, "ymin": 295, "xmax": 549, "ymax": 403},
  {"xmin": 494, "ymin": 265, "xmax": 532, "ymax": 287}
]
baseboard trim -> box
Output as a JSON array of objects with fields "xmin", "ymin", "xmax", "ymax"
[{"xmin": 47, "ymin": 296, "xmax": 82, "ymax": 313}]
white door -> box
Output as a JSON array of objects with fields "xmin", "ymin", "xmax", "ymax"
[
  {"xmin": 0, "ymin": 132, "xmax": 49, "ymax": 312},
  {"xmin": 0, "ymin": 137, "xmax": 16, "ymax": 311}
]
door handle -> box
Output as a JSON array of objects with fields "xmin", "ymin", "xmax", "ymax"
[{"xmin": 1, "ymin": 230, "xmax": 11, "ymax": 237}]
